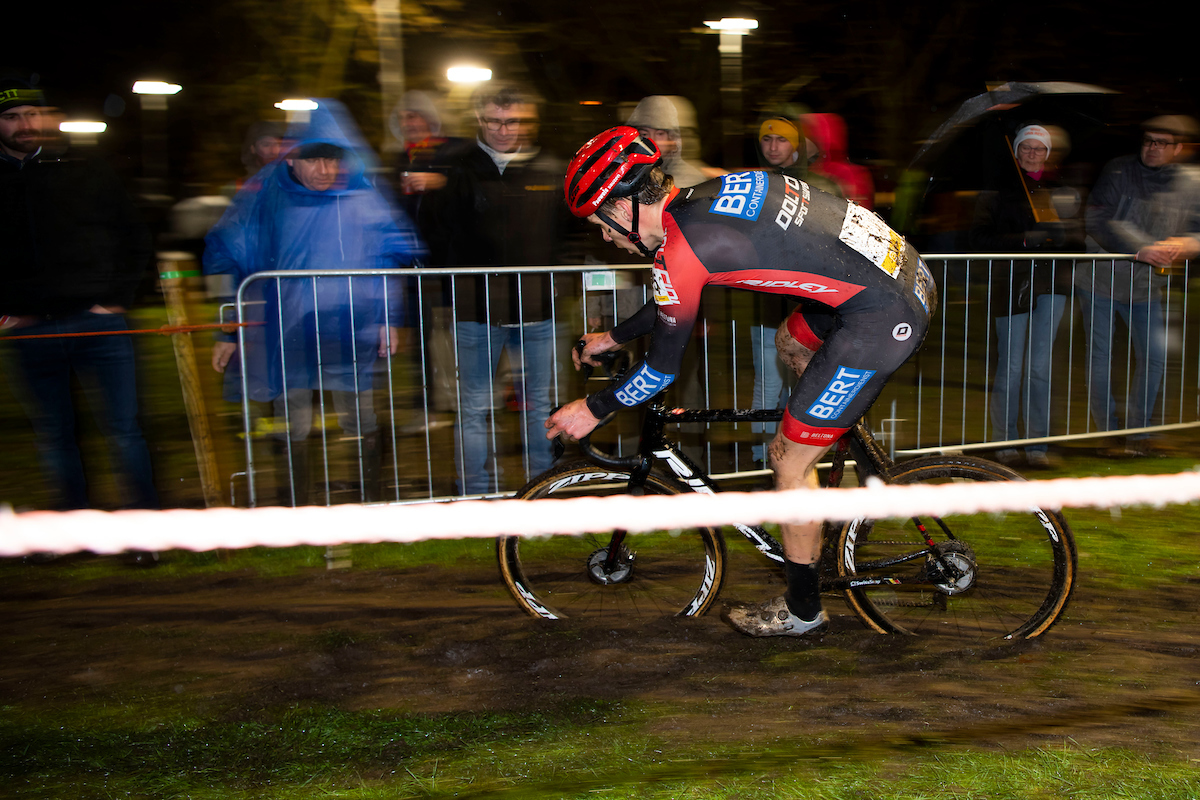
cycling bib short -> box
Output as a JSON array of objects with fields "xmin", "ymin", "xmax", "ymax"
[{"xmin": 587, "ymin": 171, "xmax": 938, "ymax": 444}]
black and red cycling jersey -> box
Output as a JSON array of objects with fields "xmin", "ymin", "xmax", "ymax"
[{"xmin": 586, "ymin": 171, "xmax": 938, "ymax": 444}]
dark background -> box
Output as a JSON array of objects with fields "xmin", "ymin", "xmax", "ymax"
[{"xmin": 6, "ymin": 0, "xmax": 1197, "ymax": 213}]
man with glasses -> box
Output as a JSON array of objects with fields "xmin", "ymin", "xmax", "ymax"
[
  {"xmin": 429, "ymin": 84, "xmax": 569, "ymax": 494},
  {"xmin": 1081, "ymin": 116, "xmax": 1200, "ymax": 456}
]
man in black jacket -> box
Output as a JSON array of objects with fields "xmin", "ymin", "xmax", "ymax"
[
  {"xmin": 430, "ymin": 84, "xmax": 568, "ymax": 494},
  {"xmin": 0, "ymin": 79, "xmax": 157, "ymax": 510}
]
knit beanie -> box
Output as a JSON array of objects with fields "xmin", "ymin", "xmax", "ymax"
[
  {"xmin": 759, "ymin": 117, "xmax": 800, "ymax": 150},
  {"xmin": 0, "ymin": 79, "xmax": 45, "ymax": 114},
  {"xmin": 626, "ymin": 96, "xmax": 680, "ymax": 136},
  {"xmin": 1013, "ymin": 125, "xmax": 1052, "ymax": 158}
]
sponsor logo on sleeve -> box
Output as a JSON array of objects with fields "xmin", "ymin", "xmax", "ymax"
[
  {"xmin": 796, "ymin": 429, "xmax": 840, "ymax": 443},
  {"xmin": 615, "ymin": 363, "xmax": 675, "ymax": 407},
  {"xmin": 806, "ymin": 365, "xmax": 876, "ymax": 421},
  {"xmin": 708, "ymin": 171, "xmax": 768, "ymax": 221},
  {"xmin": 775, "ymin": 175, "xmax": 812, "ymax": 231},
  {"xmin": 838, "ymin": 203, "xmax": 907, "ymax": 279},
  {"xmin": 651, "ymin": 264, "xmax": 680, "ymax": 306},
  {"xmin": 912, "ymin": 257, "xmax": 933, "ymax": 313}
]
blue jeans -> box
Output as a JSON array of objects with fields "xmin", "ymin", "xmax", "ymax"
[
  {"xmin": 750, "ymin": 323, "xmax": 790, "ymax": 462},
  {"xmin": 990, "ymin": 294, "xmax": 1066, "ymax": 454},
  {"xmin": 453, "ymin": 318, "xmax": 556, "ymax": 494},
  {"xmin": 9, "ymin": 312, "xmax": 158, "ymax": 509},
  {"xmin": 1078, "ymin": 290, "xmax": 1167, "ymax": 438}
]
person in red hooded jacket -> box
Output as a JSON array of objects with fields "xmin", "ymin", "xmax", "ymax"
[{"xmin": 802, "ymin": 113, "xmax": 875, "ymax": 210}]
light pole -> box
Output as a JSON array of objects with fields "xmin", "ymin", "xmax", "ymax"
[
  {"xmin": 132, "ymin": 80, "xmax": 182, "ymax": 200},
  {"xmin": 703, "ymin": 18, "xmax": 757, "ymax": 170},
  {"xmin": 444, "ymin": 66, "xmax": 492, "ymax": 137}
]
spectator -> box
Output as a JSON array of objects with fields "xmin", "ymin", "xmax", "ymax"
[
  {"xmin": 971, "ymin": 124, "xmax": 1082, "ymax": 468},
  {"xmin": 0, "ymin": 78, "xmax": 158, "ymax": 512},
  {"xmin": 429, "ymin": 83, "xmax": 568, "ymax": 495},
  {"xmin": 1081, "ymin": 116, "xmax": 1200, "ymax": 456},
  {"xmin": 204, "ymin": 99, "xmax": 424, "ymax": 504},
  {"xmin": 390, "ymin": 91, "xmax": 463, "ymax": 256},
  {"xmin": 748, "ymin": 117, "xmax": 807, "ymax": 464},
  {"xmin": 757, "ymin": 117, "xmax": 804, "ymax": 179},
  {"xmin": 240, "ymin": 121, "xmax": 284, "ymax": 180},
  {"xmin": 801, "ymin": 112, "xmax": 875, "ymax": 209},
  {"xmin": 627, "ymin": 96, "xmax": 709, "ymax": 188}
]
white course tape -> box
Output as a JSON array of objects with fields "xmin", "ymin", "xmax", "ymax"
[{"xmin": 2, "ymin": 471, "xmax": 1199, "ymax": 557}]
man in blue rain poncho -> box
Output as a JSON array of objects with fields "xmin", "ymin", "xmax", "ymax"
[{"xmin": 204, "ymin": 99, "xmax": 424, "ymax": 504}]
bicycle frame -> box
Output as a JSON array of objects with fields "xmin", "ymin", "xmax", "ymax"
[{"xmin": 579, "ymin": 405, "xmax": 931, "ymax": 592}]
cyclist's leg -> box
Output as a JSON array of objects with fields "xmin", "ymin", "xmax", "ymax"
[{"xmin": 777, "ymin": 300, "xmax": 928, "ymax": 620}]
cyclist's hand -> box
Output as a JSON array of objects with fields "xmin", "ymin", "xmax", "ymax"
[
  {"xmin": 545, "ymin": 398, "xmax": 600, "ymax": 441},
  {"xmin": 573, "ymin": 331, "xmax": 618, "ymax": 370}
]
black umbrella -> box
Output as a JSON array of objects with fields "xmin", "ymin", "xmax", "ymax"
[{"xmin": 910, "ymin": 81, "xmax": 1117, "ymax": 168}]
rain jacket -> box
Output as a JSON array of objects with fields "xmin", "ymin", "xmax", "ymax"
[
  {"xmin": 802, "ymin": 113, "xmax": 875, "ymax": 210},
  {"xmin": 204, "ymin": 99, "xmax": 425, "ymax": 401}
]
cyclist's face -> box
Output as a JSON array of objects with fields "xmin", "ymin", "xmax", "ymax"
[{"xmin": 588, "ymin": 211, "xmax": 642, "ymax": 255}]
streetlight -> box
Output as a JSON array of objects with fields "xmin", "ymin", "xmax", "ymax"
[
  {"xmin": 59, "ymin": 121, "xmax": 107, "ymax": 133},
  {"xmin": 274, "ymin": 99, "xmax": 319, "ymax": 111},
  {"xmin": 274, "ymin": 98, "xmax": 318, "ymax": 125},
  {"xmin": 446, "ymin": 66, "xmax": 492, "ymax": 83},
  {"xmin": 702, "ymin": 17, "xmax": 757, "ymax": 169},
  {"xmin": 132, "ymin": 79, "xmax": 182, "ymax": 200},
  {"xmin": 59, "ymin": 120, "xmax": 106, "ymax": 147},
  {"xmin": 444, "ymin": 66, "xmax": 492, "ymax": 136}
]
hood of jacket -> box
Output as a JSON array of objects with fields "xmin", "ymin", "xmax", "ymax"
[
  {"xmin": 276, "ymin": 99, "xmax": 374, "ymax": 196},
  {"xmin": 802, "ymin": 113, "xmax": 849, "ymax": 165}
]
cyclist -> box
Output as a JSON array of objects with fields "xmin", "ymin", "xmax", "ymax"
[{"xmin": 546, "ymin": 126, "xmax": 938, "ymax": 637}]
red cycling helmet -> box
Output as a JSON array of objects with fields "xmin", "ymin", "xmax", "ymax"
[{"xmin": 564, "ymin": 126, "xmax": 662, "ymax": 218}]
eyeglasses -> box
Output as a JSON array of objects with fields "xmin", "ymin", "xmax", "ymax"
[
  {"xmin": 482, "ymin": 117, "xmax": 536, "ymax": 132},
  {"xmin": 1017, "ymin": 143, "xmax": 1048, "ymax": 155},
  {"xmin": 1142, "ymin": 137, "xmax": 1175, "ymax": 150}
]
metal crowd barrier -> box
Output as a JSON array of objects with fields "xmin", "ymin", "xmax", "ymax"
[{"xmin": 227, "ymin": 255, "xmax": 1198, "ymax": 507}]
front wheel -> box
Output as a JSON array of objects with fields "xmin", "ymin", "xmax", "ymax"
[
  {"xmin": 835, "ymin": 455, "xmax": 1076, "ymax": 640},
  {"xmin": 498, "ymin": 462, "xmax": 727, "ymax": 620}
]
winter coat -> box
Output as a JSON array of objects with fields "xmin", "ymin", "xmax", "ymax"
[
  {"xmin": 429, "ymin": 142, "xmax": 569, "ymax": 324},
  {"xmin": 0, "ymin": 148, "xmax": 151, "ymax": 317},
  {"xmin": 1082, "ymin": 154, "xmax": 1200, "ymax": 302},
  {"xmin": 802, "ymin": 113, "xmax": 875, "ymax": 210},
  {"xmin": 970, "ymin": 170, "xmax": 1082, "ymax": 316}
]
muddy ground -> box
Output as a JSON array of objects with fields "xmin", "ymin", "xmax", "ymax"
[{"xmin": 3, "ymin": 542, "xmax": 1200, "ymax": 761}]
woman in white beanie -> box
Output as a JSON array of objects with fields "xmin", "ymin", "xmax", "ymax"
[{"xmin": 969, "ymin": 123, "xmax": 1082, "ymax": 468}]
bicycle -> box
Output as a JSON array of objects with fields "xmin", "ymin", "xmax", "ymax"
[{"xmin": 497, "ymin": 366, "xmax": 1077, "ymax": 641}]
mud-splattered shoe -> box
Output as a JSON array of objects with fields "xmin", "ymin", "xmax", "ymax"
[{"xmin": 723, "ymin": 595, "xmax": 828, "ymax": 638}]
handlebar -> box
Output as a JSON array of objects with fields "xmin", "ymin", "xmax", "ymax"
[{"xmin": 567, "ymin": 342, "xmax": 644, "ymax": 471}]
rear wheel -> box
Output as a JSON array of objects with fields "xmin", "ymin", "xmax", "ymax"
[
  {"xmin": 835, "ymin": 455, "xmax": 1076, "ymax": 640},
  {"xmin": 498, "ymin": 462, "xmax": 726, "ymax": 620}
]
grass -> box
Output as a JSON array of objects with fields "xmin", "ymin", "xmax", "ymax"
[{"xmin": 4, "ymin": 704, "xmax": 1200, "ymax": 798}]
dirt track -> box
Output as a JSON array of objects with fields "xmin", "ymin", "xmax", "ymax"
[{"xmin": 3, "ymin": 549, "xmax": 1200, "ymax": 756}]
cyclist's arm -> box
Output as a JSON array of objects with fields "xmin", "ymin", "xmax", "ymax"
[
  {"xmin": 585, "ymin": 263, "xmax": 703, "ymax": 419},
  {"xmin": 608, "ymin": 300, "xmax": 657, "ymax": 344}
]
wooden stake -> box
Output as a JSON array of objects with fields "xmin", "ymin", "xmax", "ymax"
[{"xmin": 159, "ymin": 253, "xmax": 225, "ymax": 508}]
